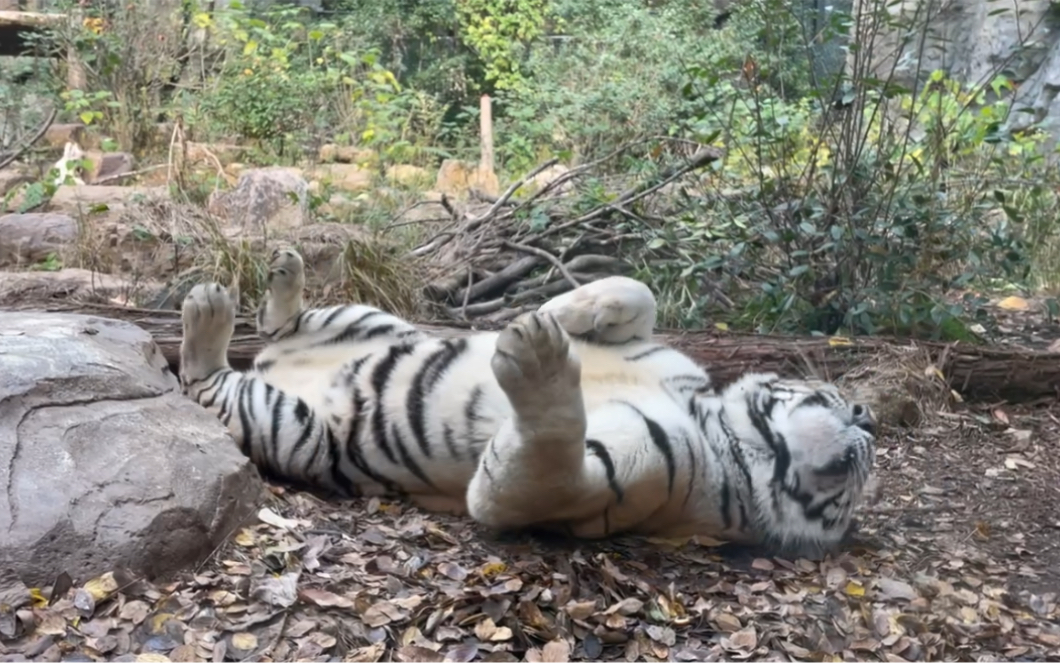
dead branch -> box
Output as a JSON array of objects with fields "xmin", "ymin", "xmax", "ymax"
[
  {"xmin": 0, "ymin": 104, "xmax": 57, "ymax": 171},
  {"xmin": 502, "ymin": 240, "xmax": 580, "ymax": 289},
  {"xmin": 15, "ymin": 300, "xmax": 1059, "ymax": 404}
]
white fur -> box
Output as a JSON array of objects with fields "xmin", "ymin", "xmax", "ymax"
[{"xmin": 179, "ymin": 249, "xmax": 877, "ymax": 557}]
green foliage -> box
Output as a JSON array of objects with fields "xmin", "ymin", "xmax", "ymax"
[
  {"xmin": 190, "ymin": 3, "xmax": 444, "ymax": 163},
  {"xmin": 455, "ymin": 0, "xmax": 554, "ymax": 91}
]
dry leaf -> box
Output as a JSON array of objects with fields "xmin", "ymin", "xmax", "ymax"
[
  {"xmin": 233, "ymin": 529, "xmax": 256, "ymax": 547},
  {"xmin": 299, "ymin": 588, "xmax": 354, "ymax": 609},
  {"xmin": 751, "ymin": 558, "xmax": 775, "ymax": 571},
  {"xmin": 996, "ymin": 295, "xmax": 1029, "ymax": 311},
  {"xmin": 713, "ymin": 611, "xmax": 742, "ymax": 632},
  {"xmin": 724, "ymin": 626, "xmax": 758, "ymax": 652},
  {"xmin": 878, "ymin": 578, "xmax": 917, "ymax": 602},
  {"xmin": 541, "ymin": 638, "xmax": 571, "ymax": 663},
  {"xmin": 250, "ymin": 571, "xmax": 299, "ymax": 608},
  {"xmin": 83, "ymin": 573, "xmax": 119, "ymax": 602},
  {"xmin": 256, "ymin": 507, "xmax": 307, "ymax": 530},
  {"xmin": 119, "ymin": 600, "xmax": 150, "ymax": 625},
  {"xmin": 231, "ymin": 632, "xmax": 258, "ymax": 651},
  {"xmin": 844, "ymin": 581, "xmax": 866, "ymax": 597},
  {"xmin": 563, "ymin": 600, "xmax": 596, "ymax": 621},
  {"xmin": 397, "ymin": 646, "xmax": 445, "ymax": 662}
]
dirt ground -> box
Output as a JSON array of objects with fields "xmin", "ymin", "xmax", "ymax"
[{"xmin": 2, "ymin": 397, "xmax": 1058, "ymax": 663}]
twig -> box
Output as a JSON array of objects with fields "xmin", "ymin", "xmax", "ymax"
[
  {"xmin": 0, "ymin": 104, "xmax": 57, "ymax": 171},
  {"xmin": 93, "ymin": 163, "xmax": 168, "ymax": 184},
  {"xmin": 536, "ymin": 147, "xmax": 723, "ymax": 240},
  {"xmin": 464, "ymin": 158, "xmax": 559, "ymax": 228},
  {"xmin": 503, "ymin": 240, "xmax": 581, "ymax": 289}
]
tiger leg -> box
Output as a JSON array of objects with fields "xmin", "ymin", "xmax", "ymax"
[
  {"xmin": 180, "ymin": 282, "xmax": 349, "ymax": 494},
  {"xmin": 537, "ymin": 275, "xmax": 656, "ymax": 344},
  {"xmin": 255, "ymin": 248, "xmax": 422, "ymax": 350},
  {"xmin": 466, "ymin": 312, "xmax": 613, "ymax": 529}
]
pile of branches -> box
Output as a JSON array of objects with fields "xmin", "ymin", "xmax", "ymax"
[{"xmin": 404, "ymin": 140, "xmax": 723, "ymax": 323}]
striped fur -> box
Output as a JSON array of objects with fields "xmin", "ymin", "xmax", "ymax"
[{"xmin": 179, "ymin": 249, "xmax": 876, "ymax": 558}]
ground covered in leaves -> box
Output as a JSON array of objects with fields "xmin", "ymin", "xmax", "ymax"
[{"xmin": 2, "ymin": 401, "xmax": 1059, "ymax": 663}]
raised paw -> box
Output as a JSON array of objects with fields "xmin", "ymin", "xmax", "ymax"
[
  {"xmin": 492, "ymin": 311, "xmax": 581, "ymax": 404},
  {"xmin": 257, "ymin": 248, "xmax": 306, "ymax": 337},
  {"xmin": 537, "ymin": 276, "xmax": 656, "ymax": 344},
  {"xmin": 181, "ymin": 282, "xmax": 237, "ymax": 383}
]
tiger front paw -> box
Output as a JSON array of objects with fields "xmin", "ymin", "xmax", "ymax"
[{"xmin": 538, "ymin": 276, "xmax": 656, "ymax": 344}]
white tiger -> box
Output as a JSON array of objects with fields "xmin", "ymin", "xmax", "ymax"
[{"xmin": 179, "ymin": 248, "xmax": 877, "ymax": 558}]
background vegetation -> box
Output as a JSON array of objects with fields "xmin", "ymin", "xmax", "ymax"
[{"xmin": 2, "ymin": 0, "xmax": 1059, "ymax": 339}]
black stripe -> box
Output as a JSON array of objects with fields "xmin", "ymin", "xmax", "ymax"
[
  {"xmin": 406, "ymin": 340, "xmax": 469, "ymax": 458},
  {"xmin": 585, "ymin": 439, "xmax": 624, "ymax": 502},
  {"xmin": 624, "ymin": 345, "xmax": 668, "ymax": 361},
  {"xmin": 343, "ymin": 368, "xmax": 400, "ymax": 493},
  {"xmin": 369, "ymin": 344, "xmax": 416, "ymax": 464},
  {"xmin": 391, "ymin": 425, "xmax": 436, "ymax": 488},
  {"xmin": 268, "ymin": 386, "xmax": 284, "ymax": 467},
  {"xmin": 620, "ymin": 402, "xmax": 676, "ymax": 496},
  {"xmin": 681, "ymin": 432, "xmax": 696, "ymax": 509},
  {"xmin": 443, "ymin": 424, "xmax": 461, "ymax": 460},
  {"xmin": 326, "ymin": 310, "xmax": 384, "ymax": 345},
  {"xmin": 235, "ymin": 378, "xmax": 253, "ymax": 458},
  {"xmin": 324, "ymin": 426, "xmax": 357, "ymax": 494},
  {"xmin": 464, "ymin": 384, "xmax": 484, "ymax": 427},
  {"xmin": 321, "ymin": 305, "xmax": 347, "ymax": 328}
]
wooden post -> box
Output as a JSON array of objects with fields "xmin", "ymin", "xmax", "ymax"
[
  {"xmin": 479, "ymin": 94, "xmax": 494, "ymax": 175},
  {"xmin": 474, "ymin": 93, "xmax": 500, "ymax": 195},
  {"xmin": 66, "ymin": 6, "xmax": 85, "ymax": 91}
]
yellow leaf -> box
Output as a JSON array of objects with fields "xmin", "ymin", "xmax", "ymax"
[
  {"xmin": 843, "ymin": 581, "xmax": 866, "ymax": 597},
  {"xmin": 28, "ymin": 588, "xmax": 48, "ymax": 608},
  {"xmin": 231, "ymin": 632, "xmax": 258, "ymax": 651},
  {"xmin": 480, "ymin": 561, "xmax": 506, "ymax": 577},
  {"xmin": 828, "ymin": 336, "xmax": 852, "ymax": 347},
  {"xmin": 714, "ymin": 322, "xmax": 729, "ymax": 331},
  {"xmin": 997, "ymin": 295, "xmax": 1029, "ymax": 311},
  {"xmin": 233, "ymin": 528, "xmax": 256, "ymax": 547},
  {"xmin": 83, "ymin": 572, "xmax": 118, "ymax": 602}
]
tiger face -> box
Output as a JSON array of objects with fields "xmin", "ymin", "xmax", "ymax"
[{"xmin": 721, "ymin": 372, "xmax": 877, "ymax": 558}]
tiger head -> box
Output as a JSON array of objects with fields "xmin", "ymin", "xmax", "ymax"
[{"xmin": 719, "ymin": 372, "xmax": 877, "ymax": 559}]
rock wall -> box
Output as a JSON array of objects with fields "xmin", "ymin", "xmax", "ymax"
[{"xmin": 848, "ymin": 0, "xmax": 1060, "ymax": 140}]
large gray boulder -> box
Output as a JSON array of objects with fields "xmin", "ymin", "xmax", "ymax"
[{"xmin": 0, "ymin": 312, "xmax": 264, "ymax": 586}]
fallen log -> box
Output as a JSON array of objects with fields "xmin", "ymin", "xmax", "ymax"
[{"xmin": 13, "ymin": 302, "xmax": 1060, "ymax": 403}]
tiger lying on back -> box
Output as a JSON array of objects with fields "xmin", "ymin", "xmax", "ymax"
[{"xmin": 179, "ymin": 249, "xmax": 877, "ymax": 559}]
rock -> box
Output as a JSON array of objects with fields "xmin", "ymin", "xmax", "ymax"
[
  {"xmin": 208, "ymin": 167, "xmax": 309, "ymax": 231},
  {"xmin": 849, "ymin": 0, "xmax": 1060, "ymax": 148},
  {"xmin": 0, "ymin": 269, "xmax": 160, "ymax": 308},
  {"xmin": 385, "ymin": 164, "xmax": 431, "ymax": 188},
  {"xmin": 0, "ymin": 213, "xmax": 79, "ymax": 268},
  {"xmin": 0, "ymin": 313, "xmax": 264, "ymax": 586},
  {"xmin": 0, "ymin": 165, "xmax": 34, "ymax": 197},
  {"xmin": 43, "ymin": 123, "xmax": 84, "ymax": 149},
  {"xmin": 83, "ymin": 151, "xmax": 136, "ymax": 185},
  {"xmin": 185, "ymin": 142, "xmax": 246, "ymax": 166},
  {"xmin": 523, "ymin": 163, "xmax": 572, "ymax": 196},
  {"xmin": 46, "ymin": 185, "xmax": 168, "ymax": 219},
  {"xmin": 318, "ymin": 144, "xmax": 378, "ymax": 166},
  {"xmin": 308, "ymin": 163, "xmax": 374, "ymax": 194},
  {"xmin": 435, "ymin": 159, "xmax": 499, "ymax": 198}
]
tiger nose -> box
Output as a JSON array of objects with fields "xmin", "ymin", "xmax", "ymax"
[{"xmin": 851, "ymin": 403, "xmax": 876, "ymax": 436}]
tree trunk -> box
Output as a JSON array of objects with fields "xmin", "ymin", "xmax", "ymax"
[{"xmin": 37, "ymin": 302, "xmax": 1060, "ymax": 403}]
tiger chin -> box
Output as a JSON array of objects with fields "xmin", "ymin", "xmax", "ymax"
[{"xmin": 179, "ymin": 248, "xmax": 877, "ymax": 561}]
